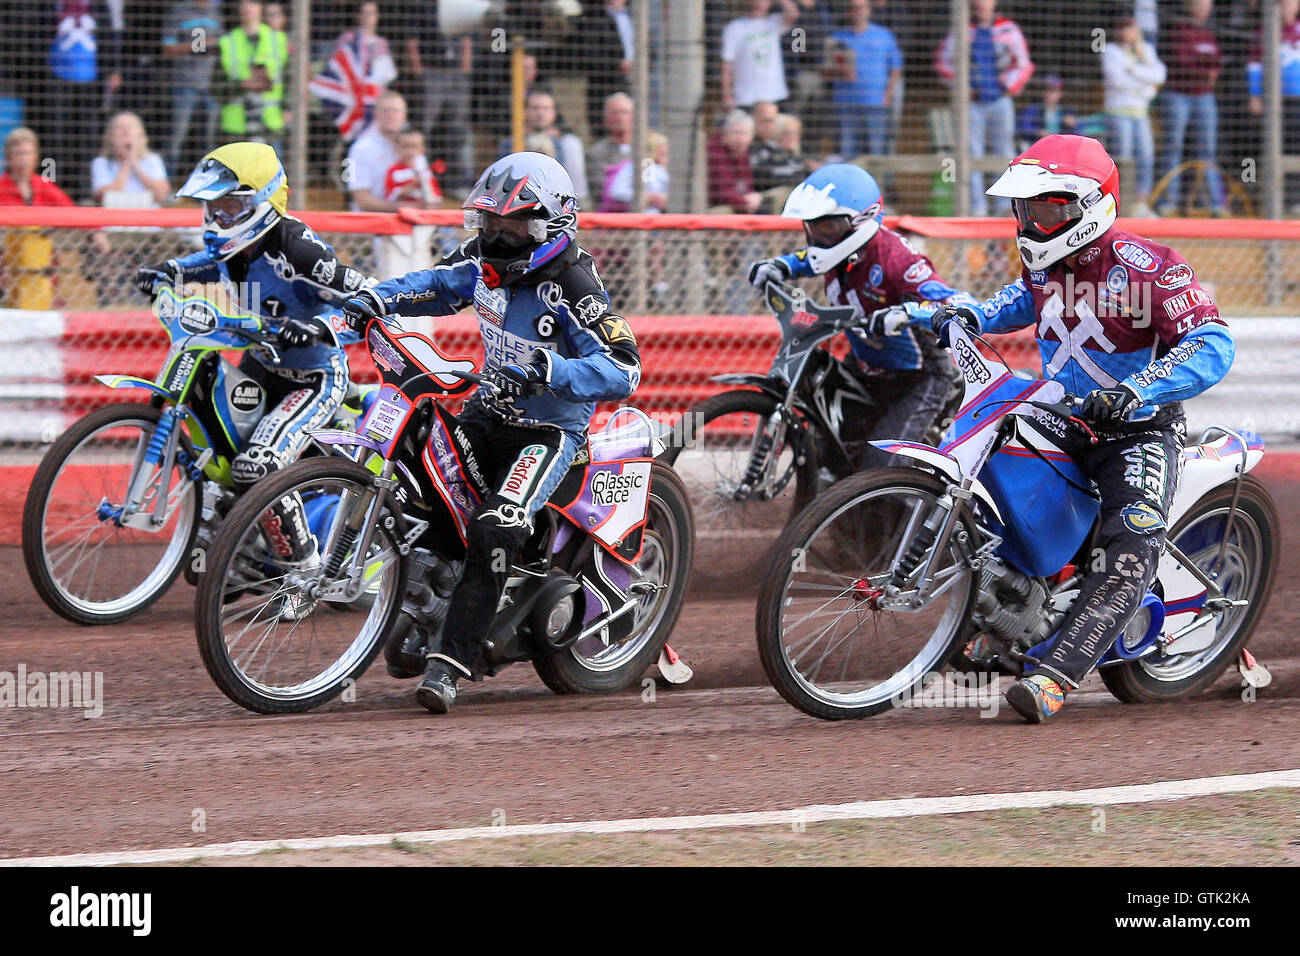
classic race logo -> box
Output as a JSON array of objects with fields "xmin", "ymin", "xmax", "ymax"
[{"xmin": 590, "ymin": 467, "xmax": 645, "ymax": 507}]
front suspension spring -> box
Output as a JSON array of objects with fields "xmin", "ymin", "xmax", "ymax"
[
  {"xmin": 891, "ymin": 523, "xmax": 939, "ymax": 588},
  {"xmin": 324, "ymin": 525, "xmax": 359, "ymax": 578},
  {"xmin": 739, "ymin": 429, "xmax": 776, "ymax": 491},
  {"xmin": 144, "ymin": 410, "xmax": 176, "ymax": 466}
]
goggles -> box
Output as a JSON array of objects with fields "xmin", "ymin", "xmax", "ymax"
[
  {"xmin": 203, "ymin": 193, "xmax": 256, "ymax": 230},
  {"xmin": 803, "ymin": 214, "xmax": 852, "ymax": 249},
  {"xmin": 1010, "ymin": 196, "xmax": 1083, "ymax": 236},
  {"xmin": 464, "ymin": 210, "xmax": 547, "ymax": 248}
]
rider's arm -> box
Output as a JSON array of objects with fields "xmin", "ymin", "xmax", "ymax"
[
  {"xmin": 365, "ymin": 241, "xmax": 479, "ymax": 318},
  {"xmin": 973, "ymin": 278, "xmax": 1038, "ymax": 334},
  {"xmin": 281, "ymin": 222, "xmax": 375, "ymax": 345},
  {"xmin": 547, "ymin": 264, "xmax": 641, "ymax": 402},
  {"xmin": 167, "ymin": 249, "xmax": 223, "ymax": 284},
  {"xmin": 774, "ymin": 249, "xmax": 816, "ymax": 279},
  {"xmin": 1122, "ymin": 272, "xmax": 1234, "ymax": 406}
]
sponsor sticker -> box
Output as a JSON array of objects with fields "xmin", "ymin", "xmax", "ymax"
[
  {"xmin": 472, "ymin": 195, "xmax": 498, "ymax": 208},
  {"xmin": 1078, "ymin": 245, "xmax": 1101, "ymax": 265},
  {"xmin": 230, "ymin": 381, "xmax": 263, "ymax": 412},
  {"xmin": 1066, "ymin": 220, "xmax": 1099, "ymax": 247},
  {"xmin": 1120, "ymin": 501, "xmax": 1165, "ymax": 534},
  {"xmin": 368, "ymin": 327, "xmax": 406, "ymax": 374},
  {"xmin": 501, "ymin": 443, "xmax": 549, "ymax": 504},
  {"xmin": 1112, "ymin": 240, "xmax": 1161, "ymax": 273},
  {"xmin": 473, "ymin": 280, "xmax": 507, "ymax": 327},
  {"xmin": 590, "ymin": 467, "xmax": 646, "ymax": 507},
  {"xmin": 953, "ymin": 337, "xmax": 991, "ymax": 384},
  {"xmin": 1029, "ymin": 269, "xmax": 1049, "ymax": 288},
  {"xmin": 575, "ymin": 293, "xmax": 607, "ymax": 325},
  {"xmin": 178, "ymin": 300, "xmax": 218, "ymax": 335},
  {"xmin": 1162, "ymin": 287, "xmax": 1210, "ymax": 320},
  {"xmin": 365, "ymin": 398, "xmax": 407, "ymax": 441},
  {"xmin": 1155, "ymin": 262, "xmax": 1194, "ymax": 290},
  {"xmin": 903, "ymin": 260, "xmax": 932, "ymax": 283},
  {"xmin": 868, "ymin": 263, "xmax": 884, "ymax": 287}
]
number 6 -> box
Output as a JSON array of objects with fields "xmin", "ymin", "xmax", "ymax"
[{"xmin": 537, "ymin": 314, "xmax": 554, "ymax": 337}]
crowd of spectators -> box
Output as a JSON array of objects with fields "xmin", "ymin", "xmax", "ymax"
[{"xmin": 0, "ymin": 1, "xmax": 1297, "ymax": 218}]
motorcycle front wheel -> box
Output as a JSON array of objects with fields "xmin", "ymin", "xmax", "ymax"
[
  {"xmin": 756, "ymin": 469, "xmax": 976, "ymax": 720},
  {"xmin": 194, "ymin": 457, "xmax": 407, "ymax": 713},
  {"xmin": 22, "ymin": 402, "xmax": 199, "ymax": 625}
]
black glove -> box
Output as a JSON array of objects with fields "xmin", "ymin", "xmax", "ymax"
[
  {"xmin": 1079, "ymin": 385, "xmax": 1142, "ymax": 424},
  {"xmin": 277, "ymin": 316, "xmax": 327, "ymax": 349},
  {"xmin": 929, "ymin": 304, "xmax": 981, "ymax": 347},
  {"xmin": 342, "ymin": 291, "xmax": 381, "ymax": 332},
  {"xmin": 746, "ymin": 257, "xmax": 792, "ymax": 288},
  {"xmin": 485, "ymin": 354, "xmax": 551, "ymax": 405},
  {"xmin": 134, "ymin": 262, "xmax": 179, "ymax": 298}
]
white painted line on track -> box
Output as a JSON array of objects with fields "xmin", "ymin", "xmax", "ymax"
[{"xmin": 4, "ymin": 769, "xmax": 1298, "ymax": 867}]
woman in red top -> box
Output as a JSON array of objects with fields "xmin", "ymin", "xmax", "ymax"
[{"xmin": 0, "ymin": 128, "xmax": 76, "ymax": 207}]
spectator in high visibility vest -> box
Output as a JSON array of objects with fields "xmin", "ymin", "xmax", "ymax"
[{"xmin": 217, "ymin": 1, "xmax": 286, "ymax": 157}]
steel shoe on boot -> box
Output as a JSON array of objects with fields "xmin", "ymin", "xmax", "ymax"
[
  {"xmin": 1005, "ymin": 673, "xmax": 1067, "ymax": 723},
  {"xmin": 415, "ymin": 653, "xmax": 472, "ymax": 714}
]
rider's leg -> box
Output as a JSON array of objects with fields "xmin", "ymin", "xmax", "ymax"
[
  {"xmin": 231, "ymin": 356, "xmax": 347, "ymax": 564},
  {"xmin": 416, "ymin": 420, "xmax": 580, "ymax": 712},
  {"xmin": 1007, "ymin": 417, "xmax": 1186, "ymax": 722},
  {"xmin": 859, "ymin": 367, "xmax": 952, "ymax": 469}
]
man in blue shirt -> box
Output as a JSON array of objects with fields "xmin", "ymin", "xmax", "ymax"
[{"xmin": 826, "ymin": 0, "xmax": 902, "ymax": 158}]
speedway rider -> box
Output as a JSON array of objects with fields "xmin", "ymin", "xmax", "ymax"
[
  {"xmin": 931, "ymin": 134, "xmax": 1234, "ymax": 723},
  {"xmin": 341, "ymin": 152, "xmax": 641, "ymax": 714},
  {"xmin": 135, "ymin": 142, "xmax": 372, "ymax": 564},
  {"xmin": 746, "ymin": 164, "xmax": 978, "ymax": 466}
]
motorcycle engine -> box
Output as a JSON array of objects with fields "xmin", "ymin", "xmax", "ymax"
[{"xmin": 972, "ymin": 560, "xmax": 1070, "ymax": 652}]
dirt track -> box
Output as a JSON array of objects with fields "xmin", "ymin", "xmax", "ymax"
[{"xmin": 1, "ymin": 458, "xmax": 1297, "ymax": 862}]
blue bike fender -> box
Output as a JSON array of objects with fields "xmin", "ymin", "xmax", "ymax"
[
  {"xmin": 869, "ymin": 439, "xmax": 1004, "ymax": 524},
  {"xmin": 94, "ymin": 374, "xmax": 172, "ymax": 401}
]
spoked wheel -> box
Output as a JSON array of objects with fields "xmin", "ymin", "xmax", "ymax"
[
  {"xmin": 534, "ymin": 462, "xmax": 695, "ymax": 694},
  {"xmin": 1101, "ymin": 476, "xmax": 1278, "ymax": 702},
  {"xmin": 664, "ymin": 389, "xmax": 817, "ymax": 587},
  {"xmin": 194, "ymin": 457, "xmax": 407, "ymax": 713},
  {"xmin": 22, "ymin": 402, "xmax": 199, "ymax": 625},
  {"xmin": 756, "ymin": 469, "xmax": 976, "ymax": 720}
]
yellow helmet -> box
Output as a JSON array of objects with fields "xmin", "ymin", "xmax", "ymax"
[{"xmin": 177, "ymin": 142, "xmax": 288, "ymax": 260}]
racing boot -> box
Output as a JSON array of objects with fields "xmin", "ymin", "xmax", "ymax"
[
  {"xmin": 415, "ymin": 653, "xmax": 472, "ymax": 714},
  {"xmin": 1005, "ymin": 672, "xmax": 1067, "ymax": 723},
  {"xmin": 385, "ymin": 552, "xmax": 459, "ymax": 678}
]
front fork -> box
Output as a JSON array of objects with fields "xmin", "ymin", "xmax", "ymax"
[
  {"xmin": 109, "ymin": 405, "xmax": 203, "ymax": 530},
  {"xmin": 737, "ymin": 406, "xmax": 793, "ymax": 500},
  {"xmin": 880, "ymin": 480, "xmax": 974, "ymax": 610}
]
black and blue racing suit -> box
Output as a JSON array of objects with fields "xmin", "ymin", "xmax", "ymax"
[
  {"xmin": 158, "ymin": 216, "xmax": 371, "ymax": 560},
  {"xmin": 361, "ymin": 238, "xmax": 640, "ymax": 673}
]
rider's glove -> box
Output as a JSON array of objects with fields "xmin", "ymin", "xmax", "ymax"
[
  {"xmin": 277, "ymin": 316, "xmax": 328, "ymax": 350},
  {"xmin": 863, "ymin": 305, "xmax": 910, "ymax": 339},
  {"xmin": 746, "ymin": 257, "xmax": 792, "ymax": 289},
  {"xmin": 1080, "ymin": 384, "xmax": 1142, "ymax": 424},
  {"xmin": 134, "ymin": 261, "xmax": 180, "ymax": 298},
  {"xmin": 485, "ymin": 352, "xmax": 551, "ymax": 405},
  {"xmin": 342, "ymin": 289, "xmax": 383, "ymax": 332},
  {"xmin": 929, "ymin": 304, "xmax": 981, "ymax": 347}
]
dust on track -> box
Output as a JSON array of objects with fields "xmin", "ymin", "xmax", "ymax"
[{"xmin": 0, "ymin": 461, "xmax": 1296, "ymax": 860}]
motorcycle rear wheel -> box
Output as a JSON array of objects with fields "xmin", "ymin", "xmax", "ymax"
[
  {"xmin": 663, "ymin": 389, "xmax": 818, "ymax": 586},
  {"xmin": 1101, "ymin": 476, "xmax": 1278, "ymax": 702}
]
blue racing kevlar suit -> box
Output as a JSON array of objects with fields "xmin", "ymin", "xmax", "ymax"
[
  {"xmin": 361, "ymin": 238, "xmax": 640, "ymax": 673},
  {"xmin": 156, "ymin": 216, "xmax": 372, "ymax": 560},
  {"xmin": 772, "ymin": 226, "xmax": 978, "ymax": 466},
  {"xmin": 967, "ymin": 227, "xmax": 1234, "ymax": 687}
]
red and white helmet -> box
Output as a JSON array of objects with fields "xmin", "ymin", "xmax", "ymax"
[{"xmin": 987, "ymin": 134, "xmax": 1119, "ymax": 269}]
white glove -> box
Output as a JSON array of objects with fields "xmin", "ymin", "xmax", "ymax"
[
  {"xmin": 746, "ymin": 257, "xmax": 792, "ymax": 289},
  {"xmin": 864, "ymin": 306, "xmax": 910, "ymax": 338}
]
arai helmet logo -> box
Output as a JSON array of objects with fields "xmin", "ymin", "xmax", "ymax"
[{"xmin": 1066, "ymin": 221, "xmax": 1099, "ymax": 247}]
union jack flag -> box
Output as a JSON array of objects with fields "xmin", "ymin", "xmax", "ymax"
[{"xmin": 309, "ymin": 42, "xmax": 393, "ymax": 141}]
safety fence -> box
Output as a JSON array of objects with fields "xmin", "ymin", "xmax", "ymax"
[{"xmin": 1, "ymin": 209, "xmax": 1298, "ymax": 446}]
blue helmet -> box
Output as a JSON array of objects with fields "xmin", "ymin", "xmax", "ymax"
[{"xmin": 781, "ymin": 164, "xmax": 884, "ymax": 274}]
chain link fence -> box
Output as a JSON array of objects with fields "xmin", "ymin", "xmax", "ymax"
[
  {"xmin": 1, "ymin": 2, "xmax": 1298, "ymax": 217},
  {"xmin": 2, "ymin": 214, "xmax": 1299, "ymax": 445}
]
